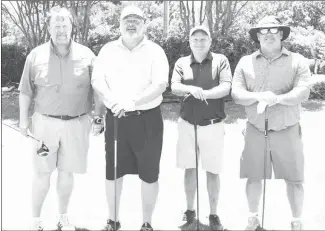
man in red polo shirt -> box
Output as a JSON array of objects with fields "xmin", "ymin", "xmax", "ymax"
[{"xmin": 171, "ymin": 26, "xmax": 232, "ymax": 230}]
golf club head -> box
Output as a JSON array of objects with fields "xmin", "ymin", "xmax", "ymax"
[{"xmin": 37, "ymin": 141, "xmax": 50, "ymax": 157}]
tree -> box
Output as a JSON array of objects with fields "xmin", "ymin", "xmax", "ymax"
[{"xmin": 1, "ymin": 0, "xmax": 111, "ymax": 49}]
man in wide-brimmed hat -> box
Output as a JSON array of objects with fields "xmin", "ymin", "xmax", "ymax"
[{"xmin": 232, "ymin": 16, "xmax": 311, "ymax": 230}]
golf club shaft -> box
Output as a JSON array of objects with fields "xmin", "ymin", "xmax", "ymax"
[
  {"xmin": 2, "ymin": 123, "xmax": 40, "ymax": 142},
  {"xmin": 113, "ymin": 116, "xmax": 118, "ymax": 230},
  {"xmin": 262, "ymin": 107, "xmax": 268, "ymax": 228},
  {"xmin": 193, "ymin": 107, "xmax": 200, "ymax": 231}
]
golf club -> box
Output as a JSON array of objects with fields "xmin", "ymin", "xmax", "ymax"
[
  {"xmin": 2, "ymin": 123, "xmax": 50, "ymax": 156},
  {"xmin": 193, "ymin": 105, "xmax": 200, "ymax": 231},
  {"xmin": 262, "ymin": 106, "xmax": 268, "ymax": 229},
  {"xmin": 113, "ymin": 116, "xmax": 118, "ymax": 231}
]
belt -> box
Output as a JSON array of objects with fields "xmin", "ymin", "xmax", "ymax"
[
  {"xmin": 43, "ymin": 113, "xmax": 86, "ymax": 120},
  {"xmin": 107, "ymin": 107, "xmax": 157, "ymax": 117},
  {"xmin": 197, "ymin": 118, "xmax": 223, "ymax": 126}
]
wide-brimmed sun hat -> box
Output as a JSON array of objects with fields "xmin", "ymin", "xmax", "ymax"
[{"xmin": 249, "ymin": 15, "xmax": 290, "ymax": 43}]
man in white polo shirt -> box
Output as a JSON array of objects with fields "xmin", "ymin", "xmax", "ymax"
[{"xmin": 91, "ymin": 5, "xmax": 169, "ymax": 231}]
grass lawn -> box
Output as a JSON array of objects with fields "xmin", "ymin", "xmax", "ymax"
[{"xmin": 1, "ymin": 89, "xmax": 325, "ymax": 230}]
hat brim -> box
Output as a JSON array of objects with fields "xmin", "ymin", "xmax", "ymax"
[
  {"xmin": 249, "ymin": 26, "xmax": 290, "ymax": 43},
  {"xmin": 121, "ymin": 14, "xmax": 144, "ymax": 20}
]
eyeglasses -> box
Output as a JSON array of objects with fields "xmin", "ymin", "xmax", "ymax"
[
  {"xmin": 123, "ymin": 19, "xmax": 143, "ymax": 26},
  {"xmin": 258, "ymin": 28, "xmax": 280, "ymax": 35}
]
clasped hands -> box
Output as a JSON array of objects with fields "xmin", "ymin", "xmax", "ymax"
[
  {"xmin": 92, "ymin": 99, "xmax": 135, "ymax": 136},
  {"xmin": 256, "ymin": 91, "xmax": 279, "ymax": 114},
  {"xmin": 111, "ymin": 99, "xmax": 136, "ymax": 118},
  {"xmin": 186, "ymin": 86, "xmax": 208, "ymax": 104}
]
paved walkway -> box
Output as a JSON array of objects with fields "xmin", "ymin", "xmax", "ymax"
[{"xmin": 2, "ymin": 103, "xmax": 325, "ymax": 230}]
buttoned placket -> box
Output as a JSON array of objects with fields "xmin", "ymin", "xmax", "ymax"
[{"xmin": 260, "ymin": 54, "xmax": 284, "ymax": 90}]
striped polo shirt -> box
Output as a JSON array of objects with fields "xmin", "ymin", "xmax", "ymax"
[{"xmin": 172, "ymin": 52, "xmax": 232, "ymax": 125}]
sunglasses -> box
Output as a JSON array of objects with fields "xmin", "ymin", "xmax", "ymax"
[{"xmin": 258, "ymin": 27, "xmax": 280, "ymax": 35}]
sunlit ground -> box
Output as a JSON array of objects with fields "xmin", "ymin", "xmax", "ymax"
[{"xmin": 2, "ymin": 100, "xmax": 325, "ymax": 230}]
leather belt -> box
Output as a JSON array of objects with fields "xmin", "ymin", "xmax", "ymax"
[
  {"xmin": 107, "ymin": 107, "xmax": 157, "ymax": 117},
  {"xmin": 197, "ymin": 118, "xmax": 223, "ymax": 126},
  {"xmin": 43, "ymin": 113, "xmax": 86, "ymax": 120}
]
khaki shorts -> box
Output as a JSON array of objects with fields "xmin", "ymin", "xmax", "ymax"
[
  {"xmin": 176, "ymin": 118, "xmax": 225, "ymax": 174},
  {"xmin": 30, "ymin": 112, "xmax": 91, "ymax": 173},
  {"xmin": 240, "ymin": 122, "xmax": 304, "ymax": 183}
]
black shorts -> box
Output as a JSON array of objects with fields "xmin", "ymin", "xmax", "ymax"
[{"xmin": 105, "ymin": 106, "xmax": 163, "ymax": 183}]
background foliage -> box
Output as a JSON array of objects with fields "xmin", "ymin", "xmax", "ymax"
[{"xmin": 2, "ymin": 1, "xmax": 325, "ymax": 99}]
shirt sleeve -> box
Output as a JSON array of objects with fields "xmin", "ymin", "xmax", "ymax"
[
  {"xmin": 151, "ymin": 45, "xmax": 169, "ymax": 85},
  {"xmin": 18, "ymin": 53, "xmax": 35, "ymax": 97},
  {"xmin": 91, "ymin": 45, "xmax": 118, "ymax": 109},
  {"xmin": 171, "ymin": 58, "xmax": 183, "ymax": 84},
  {"xmin": 219, "ymin": 55, "xmax": 232, "ymax": 83},
  {"xmin": 232, "ymin": 57, "xmax": 248, "ymax": 91},
  {"xmin": 294, "ymin": 56, "xmax": 312, "ymax": 88}
]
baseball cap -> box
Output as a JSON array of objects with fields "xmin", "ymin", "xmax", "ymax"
[
  {"xmin": 189, "ymin": 25, "xmax": 211, "ymax": 38},
  {"xmin": 120, "ymin": 5, "xmax": 144, "ymax": 20}
]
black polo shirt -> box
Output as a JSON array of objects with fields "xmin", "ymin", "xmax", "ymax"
[{"xmin": 171, "ymin": 52, "xmax": 232, "ymax": 125}]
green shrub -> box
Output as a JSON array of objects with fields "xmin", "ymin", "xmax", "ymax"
[
  {"xmin": 1, "ymin": 42, "xmax": 28, "ymax": 86},
  {"xmin": 309, "ymin": 82, "xmax": 325, "ymax": 100}
]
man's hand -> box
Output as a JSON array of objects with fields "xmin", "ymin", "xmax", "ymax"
[
  {"xmin": 92, "ymin": 116, "xmax": 104, "ymax": 136},
  {"xmin": 256, "ymin": 91, "xmax": 278, "ymax": 106},
  {"xmin": 188, "ymin": 86, "xmax": 206, "ymax": 101},
  {"xmin": 111, "ymin": 103, "xmax": 125, "ymax": 118},
  {"xmin": 19, "ymin": 120, "xmax": 29, "ymax": 137},
  {"xmin": 256, "ymin": 91, "xmax": 279, "ymax": 114}
]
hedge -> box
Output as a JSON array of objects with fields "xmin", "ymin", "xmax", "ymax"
[
  {"xmin": 2, "ymin": 35, "xmax": 324, "ymax": 101},
  {"xmin": 1, "ymin": 42, "xmax": 29, "ymax": 87}
]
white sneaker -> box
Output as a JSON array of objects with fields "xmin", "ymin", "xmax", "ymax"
[
  {"xmin": 291, "ymin": 220, "xmax": 303, "ymax": 230},
  {"xmin": 30, "ymin": 218, "xmax": 44, "ymax": 231},
  {"xmin": 245, "ymin": 215, "xmax": 261, "ymax": 230},
  {"xmin": 57, "ymin": 214, "xmax": 75, "ymax": 230}
]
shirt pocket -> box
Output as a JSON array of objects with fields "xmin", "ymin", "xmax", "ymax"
[
  {"xmin": 72, "ymin": 59, "xmax": 90, "ymax": 88},
  {"xmin": 33, "ymin": 63, "xmax": 53, "ymax": 86}
]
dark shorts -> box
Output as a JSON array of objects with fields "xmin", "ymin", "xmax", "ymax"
[
  {"xmin": 105, "ymin": 106, "xmax": 163, "ymax": 183},
  {"xmin": 240, "ymin": 122, "xmax": 304, "ymax": 183}
]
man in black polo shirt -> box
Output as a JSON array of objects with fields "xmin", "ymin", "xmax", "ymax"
[{"xmin": 171, "ymin": 25, "xmax": 232, "ymax": 230}]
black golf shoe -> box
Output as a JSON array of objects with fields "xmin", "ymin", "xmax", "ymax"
[
  {"xmin": 103, "ymin": 219, "xmax": 121, "ymax": 231},
  {"xmin": 178, "ymin": 209, "xmax": 196, "ymax": 228},
  {"xmin": 209, "ymin": 214, "xmax": 224, "ymax": 231},
  {"xmin": 140, "ymin": 222, "xmax": 153, "ymax": 231}
]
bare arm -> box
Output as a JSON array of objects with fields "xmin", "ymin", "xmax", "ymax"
[
  {"xmin": 19, "ymin": 93, "xmax": 32, "ymax": 136},
  {"xmin": 135, "ymin": 83, "xmax": 168, "ymax": 106},
  {"xmin": 204, "ymin": 82, "xmax": 231, "ymax": 99},
  {"xmin": 277, "ymin": 87, "xmax": 310, "ymax": 105}
]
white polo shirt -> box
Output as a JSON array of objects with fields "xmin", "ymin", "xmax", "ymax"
[{"xmin": 92, "ymin": 36, "xmax": 169, "ymax": 111}]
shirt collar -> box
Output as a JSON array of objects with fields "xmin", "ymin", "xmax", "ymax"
[
  {"xmin": 50, "ymin": 39, "xmax": 73, "ymax": 58},
  {"xmin": 190, "ymin": 52, "xmax": 213, "ymax": 65},
  {"xmin": 254, "ymin": 46, "xmax": 290, "ymax": 59}
]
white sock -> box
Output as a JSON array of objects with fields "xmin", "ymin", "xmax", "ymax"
[
  {"xmin": 248, "ymin": 212, "xmax": 258, "ymax": 218},
  {"xmin": 292, "ymin": 217, "xmax": 302, "ymax": 222},
  {"xmin": 32, "ymin": 216, "xmax": 41, "ymax": 221}
]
